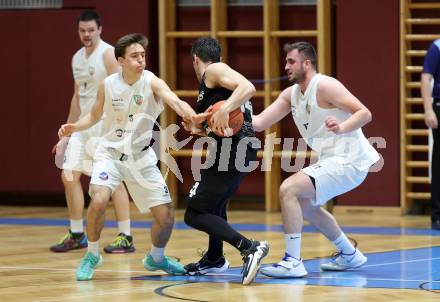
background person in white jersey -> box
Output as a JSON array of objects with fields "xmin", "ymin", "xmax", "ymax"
[
  {"xmin": 252, "ymin": 41, "xmax": 380, "ymax": 278},
  {"xmin": 58, "ymin": 33, "xmax": 196, "ymax": 281},
  {"xmin": 51, "ymin": 10, "xmax": 135, "ymax": 254}
]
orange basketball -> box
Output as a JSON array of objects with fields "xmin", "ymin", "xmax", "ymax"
[{"xmin": 208, "ymin": 100, "xmax": 244, "ymax": 137}]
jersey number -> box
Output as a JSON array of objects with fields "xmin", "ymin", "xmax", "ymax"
[{"xmin": 189, "ymin": 182, "xmax": 200, "ymax": 198}]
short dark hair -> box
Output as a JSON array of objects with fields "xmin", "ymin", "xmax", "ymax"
[
  {"xmin": 191, "ymin": 37, "xmax": 221, "ymax": 63},
  {"xmin": 284, "ymin": 41, "xmax": 317, "ymax": 68},
  {"xmin": 77, "ymin": 10, "xmax": 101, "ymax": 28},
  {"xmin": 114, "ymin": 33, "xmax": 149, "ymax": 59}
]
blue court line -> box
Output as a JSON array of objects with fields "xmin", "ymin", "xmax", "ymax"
[
  {"xmin": 132, "ymin": 246, "xmax": 440, "ymax": 290},
  {"xmin": 1, "ymin": 217, "xmax": 440, "ymax": 236}
]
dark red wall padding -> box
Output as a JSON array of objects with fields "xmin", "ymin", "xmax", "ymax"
[
  {"xmin": 335, "ymin": 0, "xmax": 399, "ymax": 206},
  {"xmin": 0, "ymin": 11, "xmax": 29, "ymax": 192},
  {"xmin": 0, "ymin": 1, "xmax": 155, "ymax": 193},
  {"xmin": 26, "ymin": 10, "xmax": 85, "ymax": 192}
]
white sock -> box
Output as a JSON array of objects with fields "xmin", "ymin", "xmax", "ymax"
[
  {"xmin": 70, "ymin": 219, "xmax": 84, "ymax": 233},
  {"xmin": 87, "ymin": 241, "xmax": 100, "ymax": 256},
  {"xmin": 332, "ymin": 233, "xmax": 356, "ymax": 255},
  {"xmin": 285, "ymin": 233, "xmax": 302, "ymax": 259},
  {"xmin": 150, "ymin": 246, "xmax": 165, "ymax": 263},
  {"xmin": 117, "ymin": 219, "xmax": 131, "ymax": 235}
]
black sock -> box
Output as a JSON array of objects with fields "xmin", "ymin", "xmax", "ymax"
[
  {"xmin": 185, "ymin": 207, "xmax": 251, "ymax": 253},
  {"xmin": 206, "ymin": 236, "xmax": 223, "ymax": 261},
  {"xmin": 206, "ymin": 201, "xmax": 228, "ymax": 261},
  {"xmin": 232, "ymin": 234, "xmax": 252, "ymax": 252}
]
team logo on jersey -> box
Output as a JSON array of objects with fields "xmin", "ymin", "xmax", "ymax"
[
  {"xmin": 163, "ymin": 185, "xmax": 169, "ymax": 195},
  {"xmin": 133, "ymin": 95, "xmax": 143, "ymax": 105},
  {"xmin": 99, "ymin": 172, "xmax": 108, "ymax": 181},
  {"xmin": 88, "ymin": 66, "xmax": 95, "ymax": 76}
]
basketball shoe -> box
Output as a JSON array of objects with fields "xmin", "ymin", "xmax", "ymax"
[
  {"xmin": 241, "ymin": 240, "xmax": 269, "ymax": 285},
  {"xmin": 50, "ymin": 230, "xmax": 87, "ymax": 252},
  {"xmin": 185, "ymin": 254, "xmax": 230, "ymax": 275},
  {"xmin": 320, "ymin": 249, "xmax": 367, "ymax": 271},
  {"xmin": 143, "ymin": 254, "xmax": 185, "ymax": 275},
  {"xmin": 260, "ymin": 253, "xmax": 308, "ymax": 278},
  {"xmin": 103, "ymin": 233, "xmax": 135, "ymax": 254},
  {"xmin": 76, "ymin": 252, "xmax": 103, "ymax": 281}
]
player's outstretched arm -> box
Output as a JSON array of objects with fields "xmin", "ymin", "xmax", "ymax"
[
  {"xmin": 252, "ymin": 87, "xmax": 292, "ymax": 132},
  {"xmin": 151, "ymin": 76, "xmax": 196, "ymax": 122}
]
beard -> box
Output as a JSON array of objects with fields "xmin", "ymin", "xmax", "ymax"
[{"xmin": 290, "ymin": 68, "xmax": 306, "ymax": 84}]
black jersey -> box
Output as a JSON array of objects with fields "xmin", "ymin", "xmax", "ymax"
[{"xmin": 196, "ymin": 74, "xmax": 255, "ymax": 140}]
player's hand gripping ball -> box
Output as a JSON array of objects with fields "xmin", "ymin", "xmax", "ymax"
[{"xmin": 208, "ymin": 101, "xmax": 244, "ymax": 137}]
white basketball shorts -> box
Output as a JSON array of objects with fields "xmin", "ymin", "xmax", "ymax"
[
  {"xmin": 90, "ymin": 145, "xmax": 171, "ymax": 213},
  {"xmin": 302, "ymin": 157, "xmax": 368, "ymax": 206},
  {"xmin": 62, "ymin": 122, "xmax": 102, "ymax": 175}
]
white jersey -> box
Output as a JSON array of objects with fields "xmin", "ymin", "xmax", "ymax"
[
  {"xmin": 101, "ymin": 70, "xmax": 163, "ymax": 162},
  {"xmin": 290, "ymin": 73, "xmax": 380, "ymax": 171},
  {"xmin": 72, "ymin": 40, "xmax": 113, "ymax": 119}
]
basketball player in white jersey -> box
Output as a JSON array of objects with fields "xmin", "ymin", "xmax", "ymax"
[
  {"xmin": 51, "ymin": 11, "xmax": 135, "ymax": 254},
  {"xmin": 58, "ymin": 33, "xmax": 196, "ymax": 281},
  {"xmin": 252, "ymin": 42, "xmax": 380, "ymax": 278}
]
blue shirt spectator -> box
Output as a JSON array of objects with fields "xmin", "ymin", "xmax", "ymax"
[
  {"xmin": 423, "ymin": 39, "xmax": 440, "ymax": 99},
  {"xmin": 421, "ymin": 39, "xmax": 440, "ymax": 230}
]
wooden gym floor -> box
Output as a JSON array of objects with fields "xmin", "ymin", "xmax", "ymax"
[{"xmin": 0, "ymin": 205, "xmax": 439, "ymax": 301}]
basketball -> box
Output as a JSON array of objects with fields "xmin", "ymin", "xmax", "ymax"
[{"xmin": 208, "ymin": 100, "xmax": 244, "ymax": 136}]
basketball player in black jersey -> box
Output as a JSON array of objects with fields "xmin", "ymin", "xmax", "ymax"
[{"xmin": 182, "ymin": 37, "xmax": 269, "ymax": 285}]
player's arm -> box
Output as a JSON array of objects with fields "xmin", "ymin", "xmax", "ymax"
[
  {"xmin": 206, "ymin": 62, "xmax": 256, "ymax": 112},
  {"xmin": 53, "ymin": 66, "xmax": 81, "ymax": 152},
  {"xmin": 103, "ymin": 48, "xmax": 121, "ymax": 75},
  {"xmin": 252, "ymin": 87, "xmax": 292, "ymax": 132},
  {"xmin": 151, "ymin": 76, "xmax": 196, "ymax": 122},
  {"xmin": 318, "ymin": 77, "xmax": 372, "ymax": 134},
  {"xmin": 58, "ymin": 82, "xmax": 105, "ymax": 138},
  {"xmin": 205, "ymin": 62, "xmax": 256, "ymax": 133},
  {"xmin": 66, "ymin": 83, "xmax": 81, "ymax": 123}
]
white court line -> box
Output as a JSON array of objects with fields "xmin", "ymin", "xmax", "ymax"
[
  {"xmin": 1, "ymin": 257, "xmax": 440, "ymax": 287},
  {"xmin": 306, "ymin": 275, "xmax": 440, "ymax": 283},
  {"xmin": 213, "ymin": 273, "xmax": 440, "ymax": 283},
  {"xmin": 362, "ymin": 256, "xmax": 440, "ymax": 268}
]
